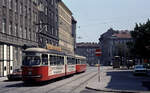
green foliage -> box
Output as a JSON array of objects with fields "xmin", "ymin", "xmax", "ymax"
[
  {"xmin": 129, "ymin": 19, "xmax": 150, "ymax": 58},
  {"xmin": 115, "ymin": 43, "xmax": 130, "ymax": 57}
]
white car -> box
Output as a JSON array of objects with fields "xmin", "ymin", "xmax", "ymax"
[{"xmin": 133, "ymin": 65, "xmax": 147, "ymax": 75}]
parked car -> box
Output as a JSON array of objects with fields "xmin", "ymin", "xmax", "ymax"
[
  {"xmin": 7, "ymin": 69, "xmax": 22, "ymax": 81},
  {"xmin": 133, "ymin": 65, "xmax": 147, "ymax": 75}
]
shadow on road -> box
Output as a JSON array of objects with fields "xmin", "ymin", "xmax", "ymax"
[
  {"xmin": 105, "ymin": 70, "xmax": 150, "ymax": 91},
  {"xmin": 4, "ymin": 74, "xmax": 75, "ymax": 88}
]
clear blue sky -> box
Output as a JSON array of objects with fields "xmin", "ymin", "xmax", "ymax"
[{"xmin": 62, "ymin": 0, "xmax": 150, "ymax": 43}]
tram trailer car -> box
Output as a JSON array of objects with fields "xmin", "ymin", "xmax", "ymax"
[
  {"xmin": 22, "ymin": 48, "xmax": 86, "ymax": 82},
  {"xmin": 75, "ymin": 55, "xmax": 87, "ymax": 73}
]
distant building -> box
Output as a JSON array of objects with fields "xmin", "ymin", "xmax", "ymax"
[
  {"xmin": 58, "ymin": 1, "xmax": 76, "ymax": 55},
  {"xmin": 99, "ymin": 28, "xmax": 132, "ymax": 66},
  {"xmin": 76, "ymin": 42, "xmax": 100, "ymax": 66}
]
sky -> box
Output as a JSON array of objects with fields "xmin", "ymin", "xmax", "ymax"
[{"xmin": 62, "ymin": 0, "xmax": 150, "ymax": 43}]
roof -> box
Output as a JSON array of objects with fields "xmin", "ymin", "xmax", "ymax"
[
  {"xmin": 24, "ymin": 48, "xmax": 66, "ymax": 55},
  {"xmin": 76, "ymin": 42, "xmax": 99, "ymax": 48},
  {"xmin": 112, "ymin": 31, "xmax": 131, "ymax": 38},
  {"xmin": 75, "ymin": 54, "xmax": 86, "ymax": 59}
]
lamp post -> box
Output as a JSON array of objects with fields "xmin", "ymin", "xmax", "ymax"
[{"xmin": 95, "ymin": 49, "xmax": 102, "ymax": 82}]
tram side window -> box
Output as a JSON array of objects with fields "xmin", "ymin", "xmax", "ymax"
[
  {"xmin": 50, "ymin": 55, "xmax": 58, "ymax": 66},
  {"xmin": 67, "ymin": 58, "xmax": 70, "ymax": 65},
  {"xmin": 57, "ymin": 56, "xmax": 64, "ymax": 65},
  {"xmin": 60, "ymin": 57, "xmax": 64, "ymax": 65},
  {"xmin": 72, "ymin": 58, "xmax": 75, "ymax": 64},
  {"xmin": 80, "ymin": 59, "xmax": 82, "ymax": 64},
  {"xmin": 54, "ymin": 56, "xmax": 57, "ymax": 65},
  {"xmin": 67, "ymin": 57, "xmax": 75, "ymax": 65},
  {"xmin": 57, "ymin": 56, "xmax": 61, "ymax": 65},
  {"xmin": 42, "ymin": 54, "xmax": 48, "ymax": 65},
  {"xmin": 50, "ymin": 55, "xmax": 55, "ymax": 66},
  {"xmin": 50, "ymin": 55, "xmax": 53, "ymax": 65},
  {"xmin": 76, "ymin": 59, "xmax": 78, "ymax": 64},
  {"xmin": 77, "ymin": 59, "xmax": 80, "ymax": 64},
  {"xmin": 81, "ymin": 59, "xmax": 83, "ymax": 64},
  {"xmin": 82, "ymin": 59, "xmax": 86, "ymax": 64}
]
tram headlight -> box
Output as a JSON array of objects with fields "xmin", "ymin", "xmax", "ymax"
[{"xmin": 28, "ymin": 72, "xmax": 32, "ymax": 75}]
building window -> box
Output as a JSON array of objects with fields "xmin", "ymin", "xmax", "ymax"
[
  {"xmin": 39, "ymin": 2, "xmax": 44, "ymax": 12},
  {"xmin": 9, "ymin": 22, "xmax": 13, "ymax": 35},
  {"xmin": 32, "ymin": 0, "xmax": 38, "ymax": 5},
  {"xmin": 14, "ymin": 0, "xmax": 18, "ymax": 12},
  {"xmin": 24, "ymin": 28, "xmax": 27, "ymax": 39},
  {"xmin": 24, "ymin": 6, "xmax": 27, "ymax": 18},
  {"xmin": 29, "ymin": 29, "xmax": 31, "ymax": 40},
  {"xmin": 51, "ymin": 27, "xmax": 54, "ymax": 35},
  {"xmin": 2, "ymin": 0, "xmax": 6, "ymax": 6},
  {"xmin": 51, "ymin": 0, "xmax": 54, "ymax": 5},
  {"xmin": 39, "ymin": 20, "xmax": 43, "ymax": 29},
  {"xmin": 2, "ymin": 19, "xmax": 6, "ymax": 33},
  {"xmin": 19, "ymin": 26, "xmax": 22, "ymax": 38},
  {"xmin": 20, "ymin": 3, "xmax": 23, "ymax": 15},
  {"xmin": 14, "ymin": 24, "xmax": 17, "ymax": 36},
  {"xmin": 35, "ymin": 32, "xmax": 37, "ymax": 42},
  {"xmin": 29, "ymin": 8, "xmax": 31, "ymax": 20},
  {"xmin": 45, "ymin": 7, "xmax": 48, "ymax": 15},
  {"xmin": 51, "ymin": 12, "xmax": 54, "ymax": 19},
  {"xmin": 55, "ymin": 29, "xmax": 58, "ymax": 36},
  {"xmin": 45, "ymin": 25, "xmax": 48, "ymax": 32},
  {"xmin": 9, "ymin": 0, "xmax": 13, "ymax": 9}
]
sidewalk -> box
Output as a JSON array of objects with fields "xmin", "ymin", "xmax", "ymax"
[
  {"xmin": 86, "ymin": 68, "xmax": 150, "ymax": 93},
  {"xmin": 0, "ymin": 77, "xmax": 7, "ymax": 82}
]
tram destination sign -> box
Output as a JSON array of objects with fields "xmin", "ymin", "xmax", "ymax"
[
  {"xmin": 46, "ymin": 44, "xmax": 62, "ymax": 51},
  {"xmin": 95, "ymin": 49, "xmax": 102, "ymax": 56}
]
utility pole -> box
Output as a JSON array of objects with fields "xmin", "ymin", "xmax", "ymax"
[
  {"xmin": 98, "ymin": 58, "xmax": 100, "ymax": 82},
  {"xmin": 95, "ymin": 49, "xmax": 102, "ymax": 82}
]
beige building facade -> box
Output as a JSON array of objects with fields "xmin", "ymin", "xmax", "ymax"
[{"xmin": 58, "ymin": 1, "xmax": 74, "ymax": 55}]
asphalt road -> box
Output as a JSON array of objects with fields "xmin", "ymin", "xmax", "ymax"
[
  {"xmin": 0, "ymin": 67, "xmax": 150, "ymax": 93},
  {"xmin": 0, "ymin": 67, "xmax": 98, "ymax": 93},
  {"xmin": 105, "ymin": 70, "xmax": 150, "ymax": 91}
]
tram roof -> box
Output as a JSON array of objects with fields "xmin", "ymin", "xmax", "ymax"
[
  {"xmin": 75, "ymin": 54, "xmax": 86, "ymax": 59},
  {"xmin": 24, "ymin": 48, "xmax": 66, "ymax": 55}
]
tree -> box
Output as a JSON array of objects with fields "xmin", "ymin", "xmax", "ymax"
[
  {"xmin": 129, "ymin": 19, "xmax": 150, "ymax": 59},
  {"xmin": 114, "ymin": 43, "xmax": 130, "ymax": 66}
]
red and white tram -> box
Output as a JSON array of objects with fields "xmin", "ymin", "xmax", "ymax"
[
  {"xmin": 75, "ymin": 55, "xmax": 87, "ymax": 73},
  {"xmin": 22, "ymin": 48, "xmax": 86, "ymax": 82}
]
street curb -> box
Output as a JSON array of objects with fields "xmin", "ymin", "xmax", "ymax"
[
  {"xmin": 86, "ymin": 86, "xmax": 150, "ymax": 93},
  {"xmin": 0, "ymin": 77, "xmax": 7, "ymax": 82}
]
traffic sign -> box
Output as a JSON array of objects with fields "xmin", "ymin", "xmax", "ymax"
[{"xmin": 95, "ymin": 49, "xmax": 102, "ymax": 56}]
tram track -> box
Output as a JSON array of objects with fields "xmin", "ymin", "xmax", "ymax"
[
  {"xmin": 0, "ymin": 68, "xmax": 97, "ymax": 93},
  {"xmin": 69, "ymin": 73, "xmax": 97, "ymax": 93},
  {"xmin": 18, "ymin": 71, "xmax": 96, "ymax": 93},
  {"xmin": 44, "ymin": 71, "xmax": 97, "ymax": 93}
]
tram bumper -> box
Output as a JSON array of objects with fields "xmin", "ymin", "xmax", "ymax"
[
  {"xmin": 23, "ymin": 75, "xmax": 42, "ymax": 82},
  {"xmin": 23, "ymin": 75, "xmax": 42, "ymax": 78}
]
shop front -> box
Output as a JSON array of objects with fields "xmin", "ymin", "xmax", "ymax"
[{"xmin": 0, "ymin": 44, "xmax": 22, "ymax": 77}]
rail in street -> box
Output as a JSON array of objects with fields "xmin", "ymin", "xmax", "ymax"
[{"xmin": 0, "ymin": 67, "xmax": 97, "ymax": 93}]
